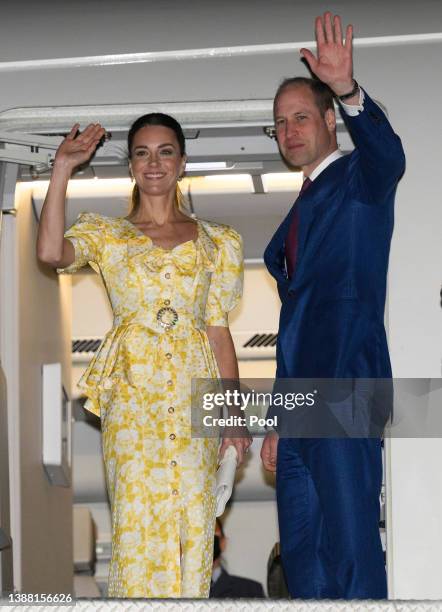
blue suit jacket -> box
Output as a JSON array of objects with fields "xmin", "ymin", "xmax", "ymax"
[{"xmin": 264, "ymin": 92, "xmax": 405, "ymax": 382}]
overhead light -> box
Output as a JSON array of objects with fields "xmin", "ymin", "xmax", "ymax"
[
  {"xmin": 25, "ymin": 173, "xmax": 302, "ymax": 197},
  {"xmin": 25, "ymin": 174, "xmax": 254, "ymax": 198},
  {"xmin": 27, "ymin": 178, "xmax": 132, "ymax": 199},
  {"xmin": 181, "ymin": 174, "xmax": 253, "ymax": 194},
  {"xmin": 185, "ymin": 161, "xmax": 229, "ymax": 171},
  {"xmin": 261, "ymin": 172, "xmax": 303, "ymax": 192}
]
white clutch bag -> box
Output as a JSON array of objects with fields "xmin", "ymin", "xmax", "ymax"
[{"xmin": 215, "ymin": 445, "xmax": 238, "ymax": 517}]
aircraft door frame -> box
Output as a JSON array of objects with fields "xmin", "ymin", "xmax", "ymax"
[{"xmin": 0, "ymin": 161, "xmax": 19, "ymax": 594}]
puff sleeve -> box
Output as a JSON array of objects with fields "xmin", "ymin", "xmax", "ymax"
[
  {"xmin": 205, "ymin": 227, "xmax": 244, "ymax": 327},
  {"xmin": 56, "ymin": 212, "xmax": 103, "ymax": 274}
]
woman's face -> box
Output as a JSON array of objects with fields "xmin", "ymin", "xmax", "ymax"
[{"xmin": 129, "ymin": 125, "xmax": 186, "ymax": 198}]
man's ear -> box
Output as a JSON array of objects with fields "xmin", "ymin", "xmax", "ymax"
[{"xmin": 325, "ymin": 108, "xmax": 336, "ymax": 133}]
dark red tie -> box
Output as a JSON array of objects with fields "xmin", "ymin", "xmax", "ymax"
[{"xmin": 285, "ymin": 177, "xmax": 312, "ymax": 279}]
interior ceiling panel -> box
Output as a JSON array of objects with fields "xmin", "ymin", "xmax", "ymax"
[{"xmin": 1, "ymin": 0, "xmax": 440, "ymax": 65}]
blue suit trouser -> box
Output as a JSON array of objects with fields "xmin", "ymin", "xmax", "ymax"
[{"xmin": 276, "ymin": 437, "xmax": 387, "ymax": 599}]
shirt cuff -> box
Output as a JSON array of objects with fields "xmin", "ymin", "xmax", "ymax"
[{"xmin": 340, "ymin": 86, "xmax": 365, "ymax": 116}]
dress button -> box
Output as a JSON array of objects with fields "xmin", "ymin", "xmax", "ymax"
[
  {"xmin": 168, "ymin": 406, "xmax": 174, "ymax": 414},
  {"xmin": 166, "ymin": 352, "xmax": 172, "ymax": 359},
  {"xmin": 170, "ymin": 460, "xmax": 177, "ymax": 467},
  {"xmin": 169, "ymin": 433, "xmax": 176, "ymax": 440},
  {"xmin": 165, "ymin": 272, "xmax": 171, "ymax": 279},
  {"xmin": 167, "ymin": 379, "xmax": 173, "ymax": 386},
  {"xmin": 164, "ymin": 299, "xmax": 170, "ymax": 306},
  {"xmin": 172, "ymin": 489, "xmax": 178, "ymax": 496}
]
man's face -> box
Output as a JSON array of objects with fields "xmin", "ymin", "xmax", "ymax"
[{"xmin": 274, "ymin": 85, "xmax": 337, "ymax": 176}]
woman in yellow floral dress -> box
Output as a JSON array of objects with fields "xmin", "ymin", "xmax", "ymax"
[{"xmin": 37, "ymin": 114, "xmax": 251, "ymax": 598}]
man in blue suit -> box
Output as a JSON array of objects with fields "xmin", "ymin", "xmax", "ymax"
[{"xmin": 260, "ymin": 12, "xmax": 405, "ymax": 599}]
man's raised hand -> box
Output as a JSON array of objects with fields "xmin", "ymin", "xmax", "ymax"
[{"xmin": 300, "ymin": 12, "xmax": 354, "ymax": 97}]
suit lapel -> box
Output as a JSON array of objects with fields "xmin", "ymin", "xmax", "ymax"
[
  {"xmin": 289, "ymin": 155, "xmax": 349, "ymax": 292},
  {"xmin": 264, "ymin": 154, "xmax": 350, "ymax": 290}
]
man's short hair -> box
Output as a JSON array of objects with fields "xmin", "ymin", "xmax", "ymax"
[{"xmin": 273, "ymin": 77, "xmax": 334, "ymax": 117}]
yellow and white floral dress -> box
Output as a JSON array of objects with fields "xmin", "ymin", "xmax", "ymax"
[{"xmin": 58, "ymin": 212, "xmax": 243, "ymax": 598}]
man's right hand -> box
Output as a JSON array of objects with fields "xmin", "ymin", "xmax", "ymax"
[{"xmin": 260, "ymin": 431, "xmax": 279, "ymax": 472}]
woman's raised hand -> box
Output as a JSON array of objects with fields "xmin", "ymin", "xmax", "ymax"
[{"xmin": 53, "ymin": 123, "xmax": 106, "ymax": 174}]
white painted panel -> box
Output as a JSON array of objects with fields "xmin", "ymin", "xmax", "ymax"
[
  {"xmin": 12, "ymin": 186, "xmax": 73, "ymax": 593},
  {"xmin": 0, "ymin": 1, "xmax": 441, "ymax": 64},
  {"xmin": 42, "ymin": 363, "xmax": 71, "ymax": 486}
]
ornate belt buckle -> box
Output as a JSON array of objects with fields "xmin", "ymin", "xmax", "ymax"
[{"xmin": 156, "ymin": 306, "xmax": 178, "ymax": 329}]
